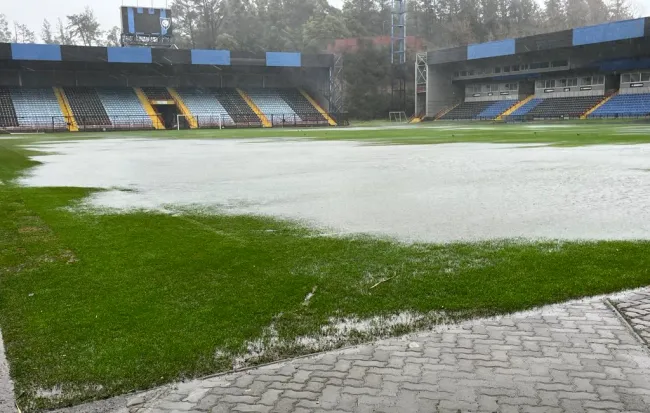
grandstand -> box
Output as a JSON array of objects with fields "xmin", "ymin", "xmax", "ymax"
[
  {"xmin": 0, "ymin": 43, "xmax": 343, "ymax": 132},
  {"xmin": 418, "ymin": 17, "xmax": 650, "ymax": 122}
]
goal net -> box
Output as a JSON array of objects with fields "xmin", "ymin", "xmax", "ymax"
[
  {"xmin": 389, "ymin": 111, "xmax": 408, "ymax": 123},
  {"xmin": 176, "ymin": 114, "xmax": 223, "ymax": 130}
]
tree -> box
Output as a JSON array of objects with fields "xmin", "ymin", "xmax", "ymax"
[
  {"xmin": 41, "ymin": 19, "xmax": 56, "ymax": 44},
  {"xmin": 608, "ymin": 0, "xmax": 633, "ymax": 20},
  {"xmin": 0, "ymin": 14, "xmax": 11, "ymax": 42},
  {"xmin": 544, "ymin": 0, "xmax": 567, "ymax": 30},
  {"xmin": 564, "ymin": 0, "xmax": 590, "ymax": 28},
  {"xmin": 105, "ymin": 26, "xmax": 121, "ymax": 47},
  {"xmin": 13, "ymin": 22, "xmax": 36, "ymax": 43},
  {"xmin": 586, "ymin": 0, "xmax": 610, "ymax": 24},
  {"xmin": 342, "ymin": 0, "xmax": 383, "ymax": 36},
  {"xmin": 302, "ymin": 14, "xmax": 350, "ymax": 52},
  {"xmin": 56, "ymin": 18, "xmax": 74, "ymax": 45},
  {"xmin": 67, "ymin": 6, "xmax": 102, "ymax": 46}
]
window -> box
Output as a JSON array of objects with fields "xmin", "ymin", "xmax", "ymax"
[
  {"xmin": 581, "ymin": 77, "xmax": 592, "ymax": 86},
  {"xmin": 483, "ymin": 84, "xmax": 491, "ymax": 92},
  {"xmin": 461, "ymin": 71, "xmax": 467, "ymax": 77},
  {"xmin": 631, "ymin": 73, "xmax": 641, "ymax": 82},
  {"xmin": 642, "ymin": 73, "xmax": 650, "ymax": 82},
  {"xmin": 468, "ymin": 70, "xmax": 475, "ymax": 76},
  {"xmin": 491, "ymin": 84, "xmax": 500, "ymax": 92},
  {"xmin": 551, "ymin": 60, "xmax": 568, "ymax": 68},
  {"xmin": 520, "ymin": 64, "xmax": 529, "ymax": 71},
  {"xmin": 622, "ymin": 73, "xmax": 631, "ymax": 83},
  {"xmin": 506, "ymin": 83, "xmax": 518, "ymax": 91},
  {"xmin": 530, "ymin": 62, "xmax": 550, "ymax": 70},
  {"xmin": 494, "ymin": 67, "xmax": 501, "ymax": 74},
  {"xmin": 512, "ymin": 65, "xmax": 520, "ymax": 72},
  {"xmin": 454, "ymin": 72, "xmax": 460, "ymax": 78},
  {"xmin": 594, "ymin": 75, "xmax": 605, "ymax": 85},
  {"xmin": 544, "ymin": 79, "xmax": 555, "ymax": 88},
  {"xmin": 536, "ymin": 80, "xmax": 544, "ymax": 88},
  {"xmin": 559, "ymin": 79, "xmax": 567, "ymax": 87},
  {"xmin": 567, "ymin": 78, "xmax": 578, "ymax": 87},
  {"xmin": 503, "ymin": 66, "xmax": 511, "ymax": 73}
]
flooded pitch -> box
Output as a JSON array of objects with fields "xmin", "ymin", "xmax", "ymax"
[{"xmin": 20, "ymin": 138, "xmax": 650, "ymax": 242}]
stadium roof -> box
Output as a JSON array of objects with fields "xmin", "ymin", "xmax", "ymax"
[
  {"xmin": 428, "ymin": 17, "xmax": 650, "ymax": 65},
  {"xmin": 0, "ymin": 44, "xmax": 334, "ymax": 68}
]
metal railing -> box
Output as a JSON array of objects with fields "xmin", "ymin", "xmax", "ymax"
[{"xmin": 0, "ymin": 113, "xmax": 349, "ymax": 133}]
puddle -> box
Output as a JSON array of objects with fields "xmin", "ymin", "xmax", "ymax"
[{"xmin": 19, "ymin": 138, "xmax": 650, "ymax": 242}]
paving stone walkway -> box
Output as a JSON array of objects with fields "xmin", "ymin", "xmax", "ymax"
[
  {"xmin": 121, "ymin": 292, "xmax": 650, "ymax": 413},
  {"xmin": 612, "ymin": 290, "xmax": 650, "ymax": 345}
]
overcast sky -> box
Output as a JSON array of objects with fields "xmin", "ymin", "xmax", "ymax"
[{"xmin": 1, "ymin": 0, "xmax": 647, "ymax": 41}]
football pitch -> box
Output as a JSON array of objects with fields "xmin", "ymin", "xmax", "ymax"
[{"xmin": 2, "ymin": 121, "xmax": 650, "ymax": 411}]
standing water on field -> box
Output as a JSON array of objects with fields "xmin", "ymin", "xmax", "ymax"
[{"xmin": 19, "ymin": 138, "xmax": 650, "ymax": 242}]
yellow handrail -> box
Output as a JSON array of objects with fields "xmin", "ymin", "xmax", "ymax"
[
  {"xmin": 496, "ymin": 95, "xmax": 534, "ymax": 120},
  {"xmin": 236, "ymin": 88, "xmax": 272, "ymax": 128},
  {"xmin": 581, "ymin": 93, "xmax": 617, "ymax": 119},
  {"xmin": 167, "ymin": 87, "xmax": 198, "ymax": 129},
  {"xmin": 52, "ymin": 87, "xmax": 78, "ymax": 131},
  {"xmin": 134, "ymin": 87, "xmax": 165, "ymax": 129},
  {"xmin": 299, "ymin": 89, "xmax": 337, "ymax": 126}
]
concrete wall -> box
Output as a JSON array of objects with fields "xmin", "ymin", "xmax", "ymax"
[
  {"xmin": 619, "ymin": 72, "xmax": 650, "ymax": 94},
  {"xmin": 464, "ymin": 82, "xmax": 520, "ymax": 102},
  {"xmin": 426, "ymin": 65, "xmax": 459, "ymax": 117},
  {"xmin": 534, "ymin": 74, "xmax": 605, "ymax": 98},
  {"xmin": 534, "ymin": 85, "xmax": 605, "ymax": 98},
  {"xmin": 620, "ymin": 84, "xmax": 650, "ymax": 94}
]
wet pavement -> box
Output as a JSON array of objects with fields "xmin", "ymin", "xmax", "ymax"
[
  {"xmin": 54, "ymin": 289, "xmax": 650, "ymax": 413},
  {"xmin": 21, "ymin": 139, "xmax": 650, "ymax": 242},
  {"xmin": 0, "ymin": 330, "xmax": 15, "ymax": 413}
]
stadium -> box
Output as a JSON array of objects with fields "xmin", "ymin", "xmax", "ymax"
[
  {"xmin": 2, "ymin": 4, "xmax": 650, "ymax": 413},
  {"xmin": 416, "ymin": 16, "xmax": 650, "ymax": 121}
]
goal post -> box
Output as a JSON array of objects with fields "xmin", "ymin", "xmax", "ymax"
[
  {"xmin": 176, "ymin": 114, "xmax": 223, "ymax": 130},
  {"xmin": 389, "ymin": 111, "xmax": 408, "ymax": 123}
]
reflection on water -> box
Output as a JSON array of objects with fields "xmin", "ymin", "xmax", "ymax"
[{"xmin": 20, "ymin": 138, "xmax": 650, "ymax": 242}]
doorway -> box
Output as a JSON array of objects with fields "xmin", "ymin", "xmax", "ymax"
[{"xmin": 153, "ymin": 104, "xmax": 185, "ymax": 129}]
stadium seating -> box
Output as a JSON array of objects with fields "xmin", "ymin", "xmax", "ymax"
[
  {"xmin": 524, "ymin": 96, "xmax": 603, "ymax": 119},
  {"xmin": 64, "ymin": 87, "xmax": 112, "ymax": 127},
  {"xmin": 177, "ymin": 88, "xmax": 234, "ymax": 127},
  {"xmin": 245, "ymin": 88, "xmax": 301, "ymax": 125},
  {"xmin": 0, "ymin": 87, "xmax": 19, "ymax": 128},
  {"xmin": 214, "ymin": 88, "xmax": 261, "ymax": 125},
  {"xmin": 97, "ymin": 88, "xmax": 153, "ymax": 129},
  {"xmin": 439, "ymin": 101, "xmax": 494, "ymax": 120},
  {"xmin": 141, "ymin": 87, "xmax": 174, "ymax": 101},
  {"xmin": 589, "ymin": 94, "xmax": 650, "ymax": 118},
  {"xmin": 276, "ymin": 89, "xmax": 328, "ymax": 124},
  {"xmin": 510, "ymin": 98, "xmax": 542, "ymax": 116},
  {"xmin": 10, "ymin": 88, "xmax": 67, "ymax": 130},
  {"xmin": 476, "ymin": 100, "xmax": 517, "ymax": 119}
]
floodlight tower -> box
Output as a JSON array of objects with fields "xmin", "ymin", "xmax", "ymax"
[
  {"xmin": 391, "ymin": 0, "xmax": 407, "ymax": 65},
  {"xmin": 390, "ymin": 0, "xmax": 407, "ymax": 113}
]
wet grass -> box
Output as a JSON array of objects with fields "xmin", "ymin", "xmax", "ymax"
[
  {"xmin": 1, "ymin": 129, "xmax": 650, "ymax": 410},
  {"xmin": 8, "ymin": 119, "xmax": 650, "ymax": 147}
]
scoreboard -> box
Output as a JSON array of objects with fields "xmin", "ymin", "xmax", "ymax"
[{"xmin": 121, "ymin": 7, "xmax": 173, "ymax": 37}]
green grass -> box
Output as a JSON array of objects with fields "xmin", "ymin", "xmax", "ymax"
[
  {"xmin": 12, "ymin": 119, "xmax": 650, "ymax": 147},
  {"xmin": 1, "ymin": 123, "xmax": 650, "ymax": 411}
]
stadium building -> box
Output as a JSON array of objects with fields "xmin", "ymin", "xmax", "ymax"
[
  {"xmin": 0, "ymin": 44, "xmax": 343, "ymax": 132},
  {"xmin": 415, "ymin": 17, "xmax": 650, "ymax": 121}
]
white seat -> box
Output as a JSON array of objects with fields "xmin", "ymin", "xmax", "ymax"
[
  {"xmin": 10, "ymin": 88, "xmax": 67, "ymax": 129},
  {"xmin": 97, "ymin": 88, "xmax": 153, "ymax": 129}
]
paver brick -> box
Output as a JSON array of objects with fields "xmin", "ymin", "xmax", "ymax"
[{"xmin": 133, "ymin": 293, "xmax": 650, "ymax": 413}]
